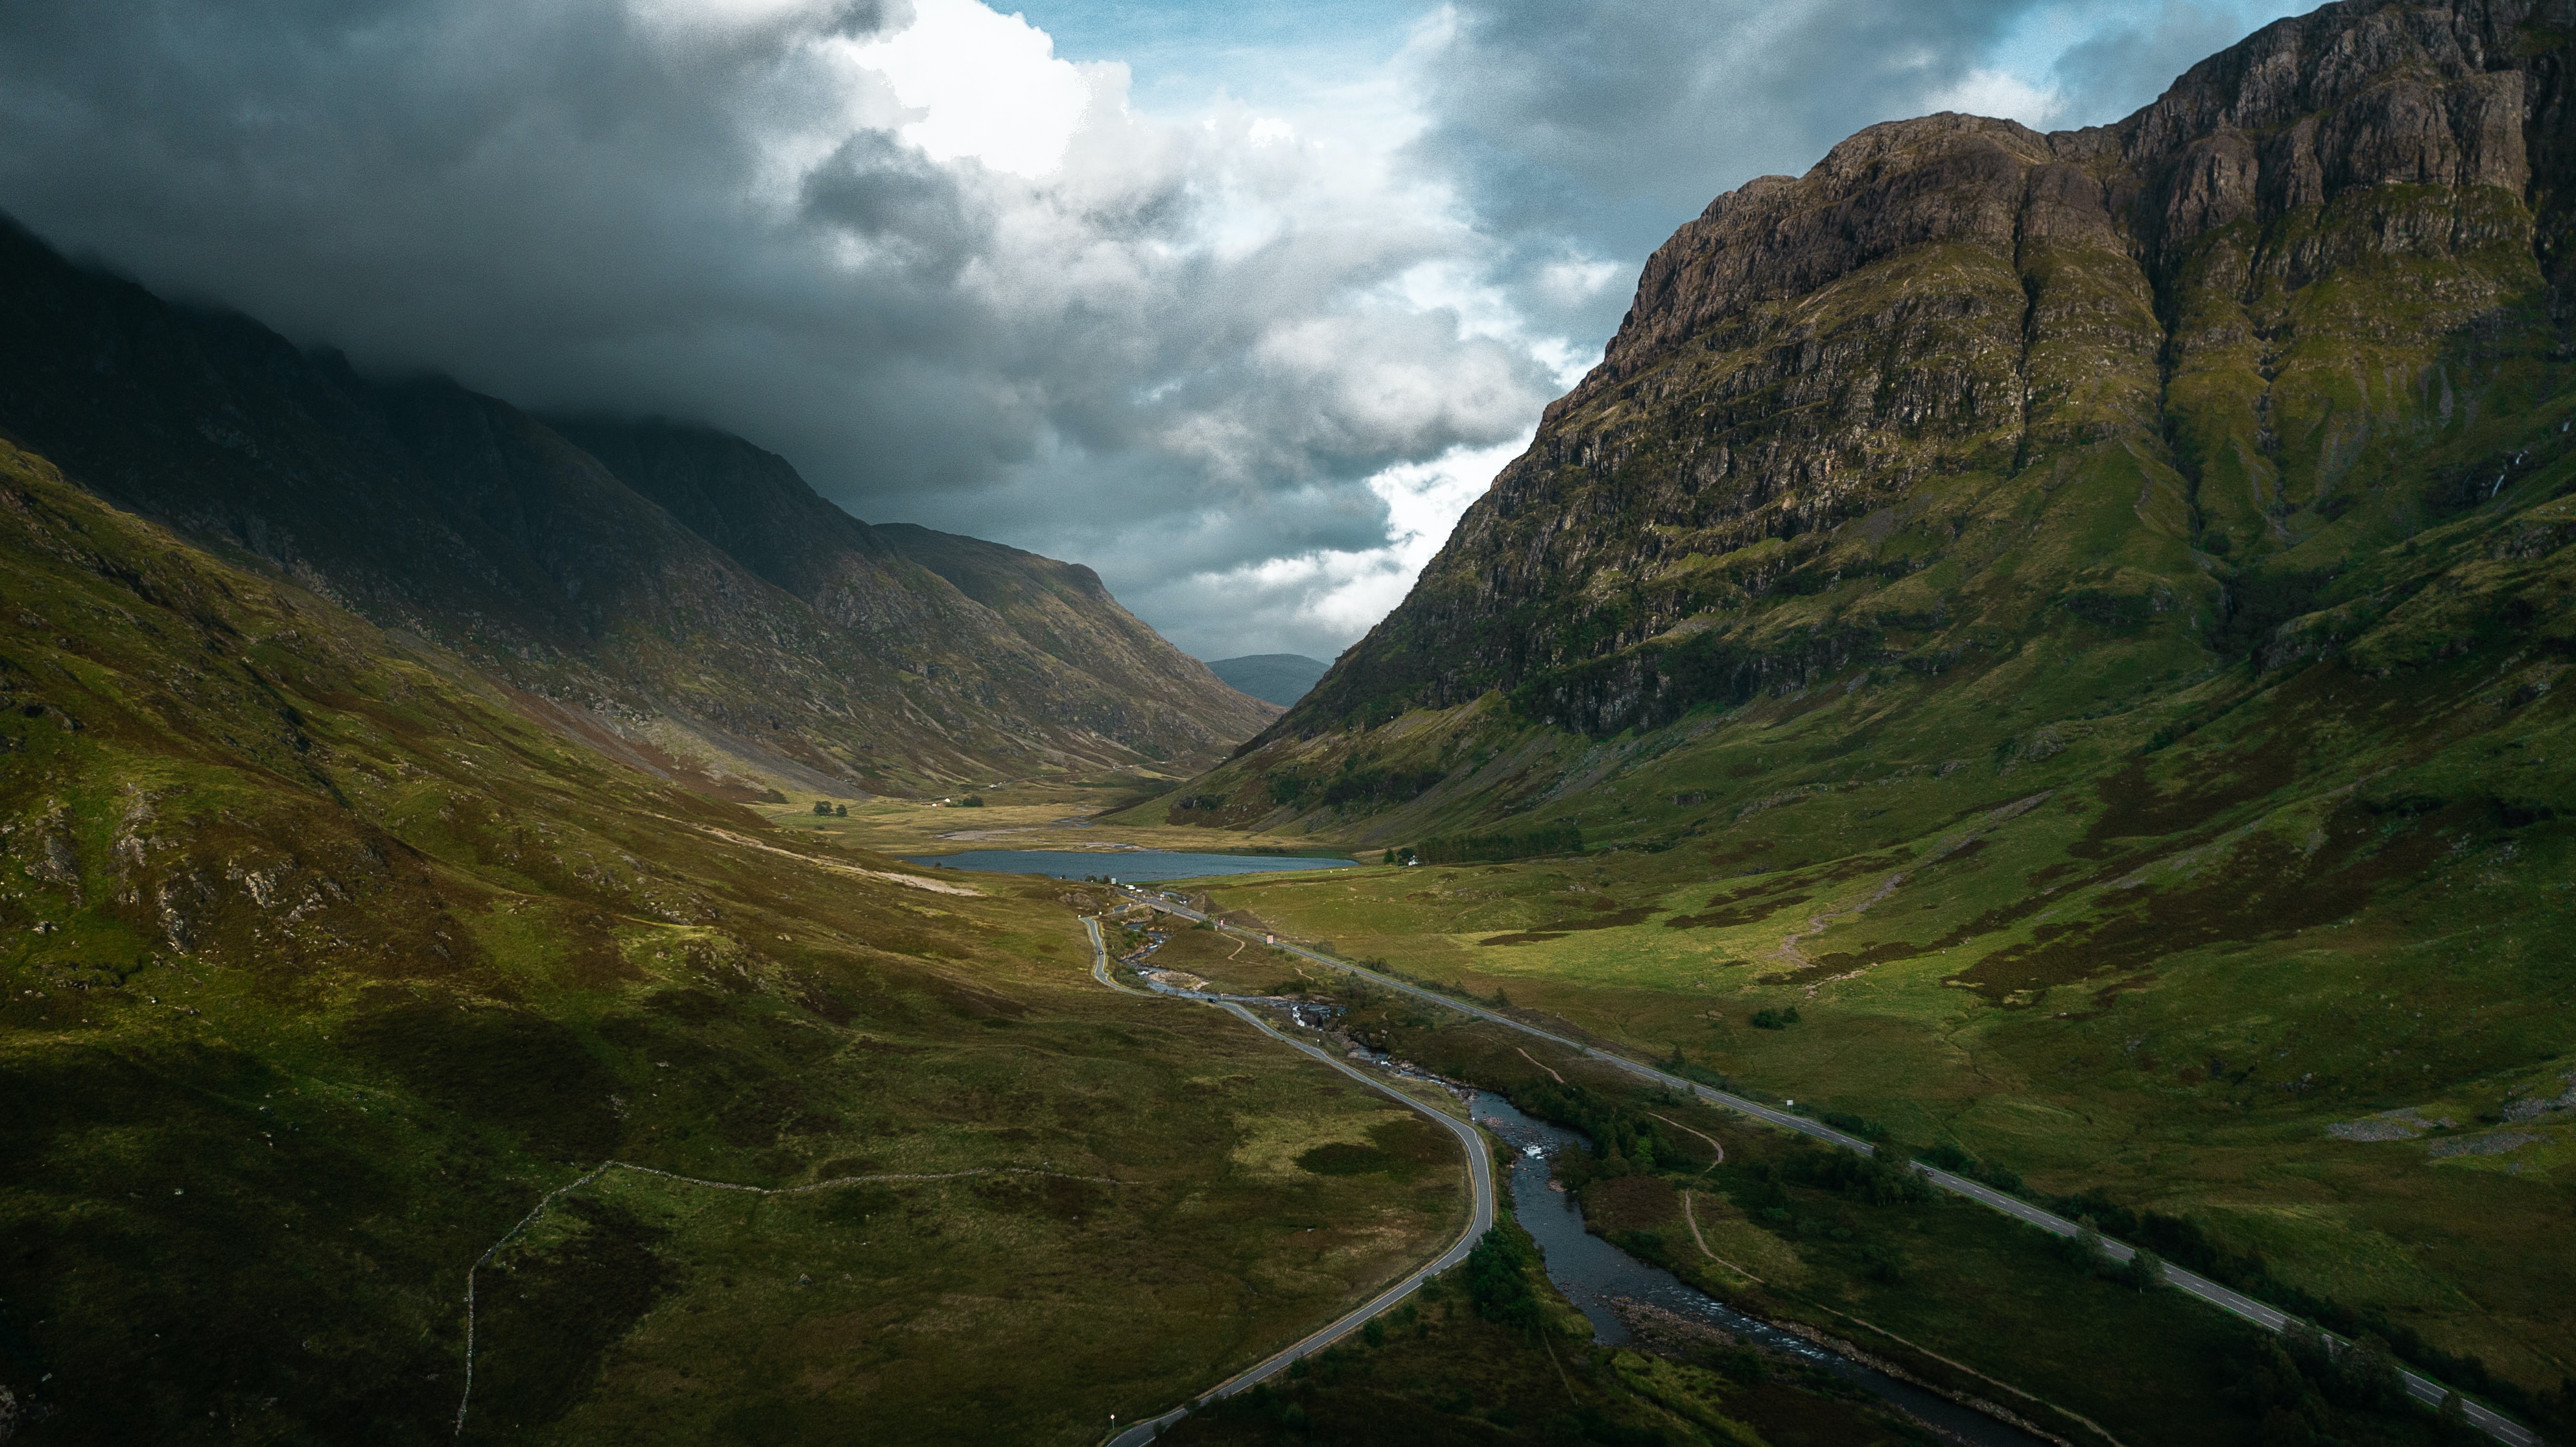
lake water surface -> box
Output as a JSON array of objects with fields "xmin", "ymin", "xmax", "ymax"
[
  {"xmin": 1469, "ymin": 1092, "xmax": 2048, "ymax": 1447},
  {"xmin": 905, "ymin": 848, "xmax": 1359, "ymax": 882}
]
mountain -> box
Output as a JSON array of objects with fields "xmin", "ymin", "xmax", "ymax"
[
  {"xmin": 0, "ymin": 222, "xmax": 1270, "ymax": 796},
  {"xmin": 0, "ymin": 429, "xmax": 1461, "ymax": 1442},
  {"xmin": 872, "ymin": 523, "xmax": 1281, "ymax": 741},
  {"xmin": 1135, "ymin": 0, "xmax": 2576, "ymax": 1390},
  {"xmin": 1168, "ymin": 0, "xmax": 2576, "ymax": 842},
  {"xmin": 1205, "ymin": 653, "xmax": 1329, "ymax": 708}
]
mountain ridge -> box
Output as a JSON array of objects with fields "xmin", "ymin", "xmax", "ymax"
[
  {"xmin": 1128, "ymin": 0, "xmax": 2576, "ymax": 1391},
  {"xmin": 1188, "ymin": 0, "xmax": 2576, "ymax": 783},
  {"xmin": 0, "ymin": 221, "xmax": 1271, "ymax": 795},
  {"xmin": 871, "ymin": 522, "xmax": 1282, "ymax": 745}
]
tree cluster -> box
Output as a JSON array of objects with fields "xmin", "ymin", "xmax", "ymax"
[
  {"xmin": 1917, "ymin": 1142, "xmax": 2023, "ymax": 1194},
  {"xmin": 1509, "ymin": 1081, "xmax": 1672, "ymax": 1180},
  {"xmin": 1461, "ymin": 1227, "xmax": 1543, "ymax": 1330},
  {"xmin": 1396, "ymin": 822, "xmax": 1585, "ymax": 867},
  {"xmin": 2223, "ymin": 1324, "xmax": 2415, "ymax": 1446}
]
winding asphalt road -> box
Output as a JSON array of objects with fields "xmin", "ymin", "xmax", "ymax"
[
  {"xmin": 1111, "ymin": 890, "xmax": 2541, "ymax": 1447},
  {"xmin": 1082, "ymin": 917, "xmax": 1497, "ymax": 1446}
]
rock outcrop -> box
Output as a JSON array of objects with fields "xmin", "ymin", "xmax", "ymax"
[{"xmin": 1263, "ymin": 0, "xmax": 2576, "ymax": 745}]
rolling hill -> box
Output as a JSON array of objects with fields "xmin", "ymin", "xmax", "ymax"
[{"xmin": 0, "ymin": 428, "xmax": 1439, "ymax": 1444}]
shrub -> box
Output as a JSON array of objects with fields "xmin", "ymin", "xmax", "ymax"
[
  {"xmin": 1821, "ymin": 1111, "xmax": 1885, "ymax": 1140},
  {"xmin": 1508, "ymin": 1080, "xmax": 1670, "ymax": 1176},
  {"xmin": 1408, "ymin": 822, "xmax": 1585, "ymax": 865},
  {"xmin": 1749, "ymin": 1007, "xmax": 1801, "ymax": 1030},
  {"xmin": 1788, "ymin": 1149, "xmax": 1928, "ymax": 1208},
  {"xmin": 2065, "ymin": 1216, "xmax": 2112, "ymax": 1275},
  {"xmin": 2281, "ymin": 1324, "xmax": 2407, "ymax": 1413},
  {"xmin": 1462, "ymin": 1228, "xmax": 1542, "ymax": 1328},
  {"xmin": 1920, "ymin": 1143, "xmax": 2023, "ymax": 1193}
]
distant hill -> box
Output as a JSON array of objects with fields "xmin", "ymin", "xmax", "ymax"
[
  {"xmin": 0, "ymin": 219, "xmax": 1272, "ymax": 793},
  {"xmin": 1205, "ymin": 653, "xmax": 1329, "ymax": 707},
  {"xmin": 875, "ymin": 523, "xmax": 1281, "ymax": 737}
]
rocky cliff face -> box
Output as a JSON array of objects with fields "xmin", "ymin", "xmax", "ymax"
[
  {"xmin": 1257, "ymin": 0, "xmax": 2576, "ymax": 748},
  {"xmin": 0, "ymin": 225, "xmax": 1269, "ymax": 791},
  {"xmin": 1133, "ymin": 5, "xmax": 2576, "ymax": 1390},
  {"xmin": 1157, "ymin": 0, "xmax": 2576, "ymax": 842}
]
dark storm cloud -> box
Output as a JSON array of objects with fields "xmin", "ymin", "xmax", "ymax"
[
  {"xmin": 1411, "ymin": 0, "xmax": 2035, "ymax": 328},
  {"xmin": 1412, "ymin": 0, "xmax": 2308, "ymax": 344},
  {"xmin": 0, "ymin": 0, "xmax": 1548, "ymax": 521},
  {"xmin": 0, "ymin": 0, "xmax": 2306, "ymax": 658},
  {"xmin": 801, "ymin": 130, "xmax": 991, "ymax": 271},
  {"xmin": 2049, "ymin": 3, "xmax": 2299, "ymax": 122}
]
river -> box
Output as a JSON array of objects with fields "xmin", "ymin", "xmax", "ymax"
[{"xmin": 1469, "ymin": 1092, "xmax": 2050, "ymax": 1447}]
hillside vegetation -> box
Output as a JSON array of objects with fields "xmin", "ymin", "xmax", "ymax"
[
  {"xmin": 0, "ymin": 222, "xmax": 1273, "ymax": 798},
  {"xmin": 0, "ymin": 439, "xmax": 1439, "ymax": 1443},
  {"xmin": 1148, "ymin": 0, "xmax": 2576, "ymax": 1396}
]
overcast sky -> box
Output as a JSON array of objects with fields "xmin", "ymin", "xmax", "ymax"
[{"xmin": 0, "ymin": 0, "xmax": 2312, "ymax": 660}]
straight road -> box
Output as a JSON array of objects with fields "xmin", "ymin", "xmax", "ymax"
[
  {"xmin": 1081, "ymin": 918, "xmax": 1497, "ymax": 1446},
  {"xmin": 1113, "ymin": 890, "xmax": 2540, "ymax": 1447}
]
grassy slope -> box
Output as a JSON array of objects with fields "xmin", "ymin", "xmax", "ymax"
[
  {"xmin": 1186, "ymin": 992, "xmax": 2464, "ymax": 1447},
  {"xmin": 1183, "ymin": 588, "xmax": 2576, "ymax": 1388},
  {"xmin": 1133, "ymin": 145, "xmax": 2576, "ymax": 1400},
  {"xmin": 0, "ymin": 439, "xmax": 1459, "ymax": 1443},
  {"xmin": 1155, "ymin": 1230, "xmax": 1948, "ymax": 1447}
]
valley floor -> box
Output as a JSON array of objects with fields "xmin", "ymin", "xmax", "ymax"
[{"xmin": 1164, "ymin": 824, "xmax": 2576, "ymax": 1415}]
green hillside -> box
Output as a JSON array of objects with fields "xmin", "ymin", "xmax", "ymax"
[
  {"xmin": 1145, "ymin": 0, "xmax": 2576, "ymax": 1397},
  {"xmin": 0, "ymin": 439, "xmax": 1454, "ymax": 1443},
  {"xmin": 0, "ymin": 223, "xmax": 1271, "ymax": 798}
]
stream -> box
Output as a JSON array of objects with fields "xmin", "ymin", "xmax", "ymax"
[{"xmin": 1469, "ymin": 1092, "xmax": 2051, "ymax": 1447}]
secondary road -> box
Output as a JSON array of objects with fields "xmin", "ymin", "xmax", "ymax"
[
  {"xmin": 1112, "ymin": 889, "xmax": 2541, "ymax": 1447},
  {"xmin": 1081, "ymin": 917, "xmax": 1497, "ymax": 1447}
]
